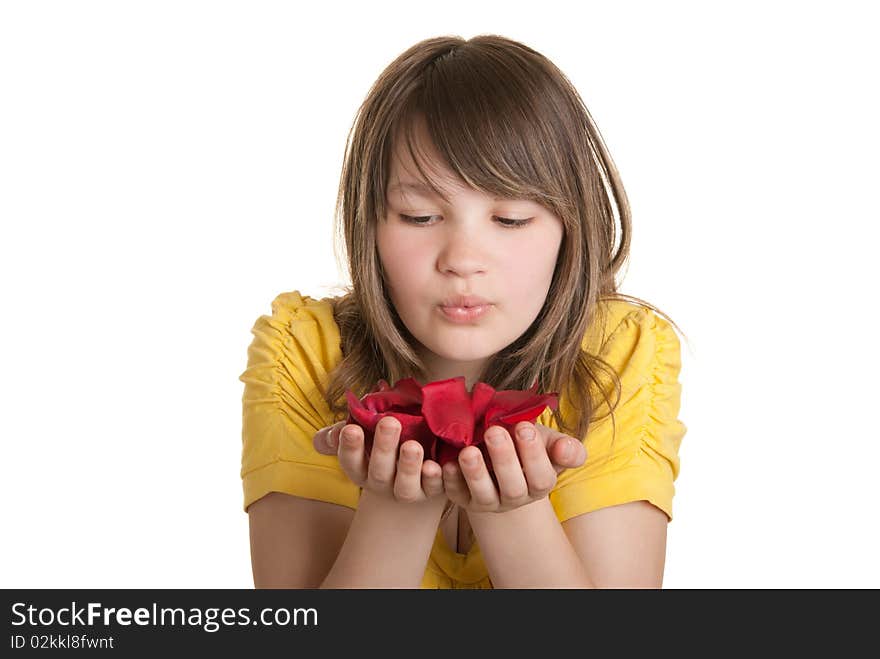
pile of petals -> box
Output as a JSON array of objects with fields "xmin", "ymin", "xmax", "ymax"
[{"xmin": 343, "ymin": 376, "xmax": 559, "ymax": 473}]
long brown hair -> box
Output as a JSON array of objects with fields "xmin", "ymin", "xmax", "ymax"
[{"xmin": 320, "ymin": 34, "xmax": 688, "ymax": 447}]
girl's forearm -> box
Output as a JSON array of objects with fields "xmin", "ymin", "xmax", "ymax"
[
  {"xmin": 320, "ymin": 489, "xmax": 446, "ymax": 588},
  {"xmin": 468, "ymin": 497, "xmax": 595, "ymax": 588}
]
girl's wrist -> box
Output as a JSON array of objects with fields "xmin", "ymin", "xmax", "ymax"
[
  {"xmin": 358, "ymin": 487, "xmax": 448, "ymax": 519},
  {"xmin": 467, "ymin": 495, "xmax": 549, "ymax": 521}
]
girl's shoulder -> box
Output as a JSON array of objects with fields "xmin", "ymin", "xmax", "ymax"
[
  {"xmin": 263, "ymin": 289, "xmax": 338, "ymax": 328},
  {"xmin": 239, "ymin": 289, "xmax": 344, "ymax": 414},
  {"xmin": 252, "ymin": 289, "xmax": 342, "ymax": 365},
  {"xmin": 584, "ymin": 298, "xmax": 669, "ymax": 355}
]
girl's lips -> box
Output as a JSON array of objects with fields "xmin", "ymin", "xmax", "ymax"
[{"xmin": 438, "ymin": 304, "xmax": 493, "ymax": 323}]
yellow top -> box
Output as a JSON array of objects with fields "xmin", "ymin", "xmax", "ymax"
[{"xmin": 239, "ymin": 290, "xmax": 687, "ymax": 589}]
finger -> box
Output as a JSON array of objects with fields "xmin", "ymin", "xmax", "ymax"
[
  {"xmin": 421, "ymin": 459, "xmax": 444, "ymax": 499},
  {"xmin": 549, "ymin": 434, "xmax": 587, "ymax": 471},
  {"xmin": 337, "ymin": 425, "xmax": 367, "ymax": 484},
  {"xmin": 458, "ymin": 446, "xmax": 500, "ymax": 508},
  {"xmin": 514, "ymin": 422, "xmax": 557, "ymax": 496},
  {"xmin": 336, "ymin": 423, "xmax": 362, "ymax": 458},
  {"xmin": 484, "ymin": 426, "xmax": 528, "ymax": 502},
  {"xmin": 394, "ymin": 440, "xmax": 425, "ymax": 503},
  {"xmin": 367, "ymin": 416, "xmax": 401, "ymax": 489},
  {"xmin": 442, "ymin": 461, "xmax": 470, "ymax": 506},
  {"xmin": 328, "ymin": 422, "xmax": 349, "ymax": 455},
  {"xmin": 533, "ymin": 422, "xmax": 586, "ymax": 473},
  {"xmin": 314, "ymin": 421, "xmax": 346, "ymax": 455}
]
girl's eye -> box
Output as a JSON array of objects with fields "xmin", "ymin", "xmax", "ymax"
[{"xmin": 398, "ymin": 214, "xmax": 532, "ymax": 229}]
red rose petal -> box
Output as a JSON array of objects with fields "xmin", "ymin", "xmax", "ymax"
[{"xmin": 343, "ymin": 376, "xmax": 558, "ymax": 473}]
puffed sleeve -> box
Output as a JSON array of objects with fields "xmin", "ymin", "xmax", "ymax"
[
  {"xmin": 548, "ymin": 305, "xmax": 687, "ymax": 523},
  {"xmin": 238, "ymin": 290, "xmax": 361, "ymax": 513}
]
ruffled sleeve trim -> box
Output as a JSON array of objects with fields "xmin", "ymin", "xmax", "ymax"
[
  {"xmin": 239, "ymin": 290, "xmax": 357, "ymax": 513},
  {"xmin": 242, "ymin": 460, "xmax": 361, "ymax": 513},
  {"xmin": 549, "ymin": 306, "xmax": 687, "ymax": 523}
]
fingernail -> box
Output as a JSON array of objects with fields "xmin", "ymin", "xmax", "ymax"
[
  {"xmin": 518, "ymin": 426, "xmax": 535, "ymax": 441},
  {"xmin": 487, "ymin": 430, "xmax": 505, "ymax": 446},
  {"xmin": 565, "ymin": 438, "xmax": 578, "ymax": 459},
  {"xmin": 328, "ymin": 430, "xmax": 338, "ymax": 449}
]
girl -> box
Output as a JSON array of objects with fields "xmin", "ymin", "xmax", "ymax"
[{"xmin": 240, "ymin": 34, "xmax": 688, "ymax": 589}]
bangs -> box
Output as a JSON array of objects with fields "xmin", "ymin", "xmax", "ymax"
[{"xmin": 386, "ymin": 50, "xmax": 576, "ymax": 214}]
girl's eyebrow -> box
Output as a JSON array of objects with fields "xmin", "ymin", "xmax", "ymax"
[{"xmin": 388, "ymin": 181, "xmax": 511, "ymax": 202}]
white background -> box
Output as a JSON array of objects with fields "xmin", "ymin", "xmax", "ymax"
[{"xmin": 2, "ymin": 1, "xmax": 877, "ymax": 589}]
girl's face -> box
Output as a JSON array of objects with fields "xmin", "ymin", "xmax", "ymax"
[{"xmin": 376, "ymin": 121, "xmax": 564, "ymax": 390}]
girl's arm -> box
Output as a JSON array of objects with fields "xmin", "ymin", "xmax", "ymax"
[
  {"xmin": 447, "ymin": 422, "xmax": 667, "ymax": 588},
  {"xmin": 320, "ymin": 489, "xmax": 446, "ymax": 588},
  {"xmin": 468, "ymin": 498, "xmax": 594, "ymax": 588},
  {"xmin": 470, "ymin": 498, "xmax": 667, "ymax": 589},
  {"xmin": 320, "ymin": 417, "xmax": 448, "ymax": 588}
]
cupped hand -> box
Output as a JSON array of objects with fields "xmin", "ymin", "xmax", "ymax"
[
  {"xmin": 313, "ymin": 420, "xmax": 586, "ymax": 475},
  {"xmin": 443, "ymin": 422, "xmax": 587, "ymax": 514},
  {"xmin": 313, "ymin": 417, "xmax": 445, "ymax": 505}
]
